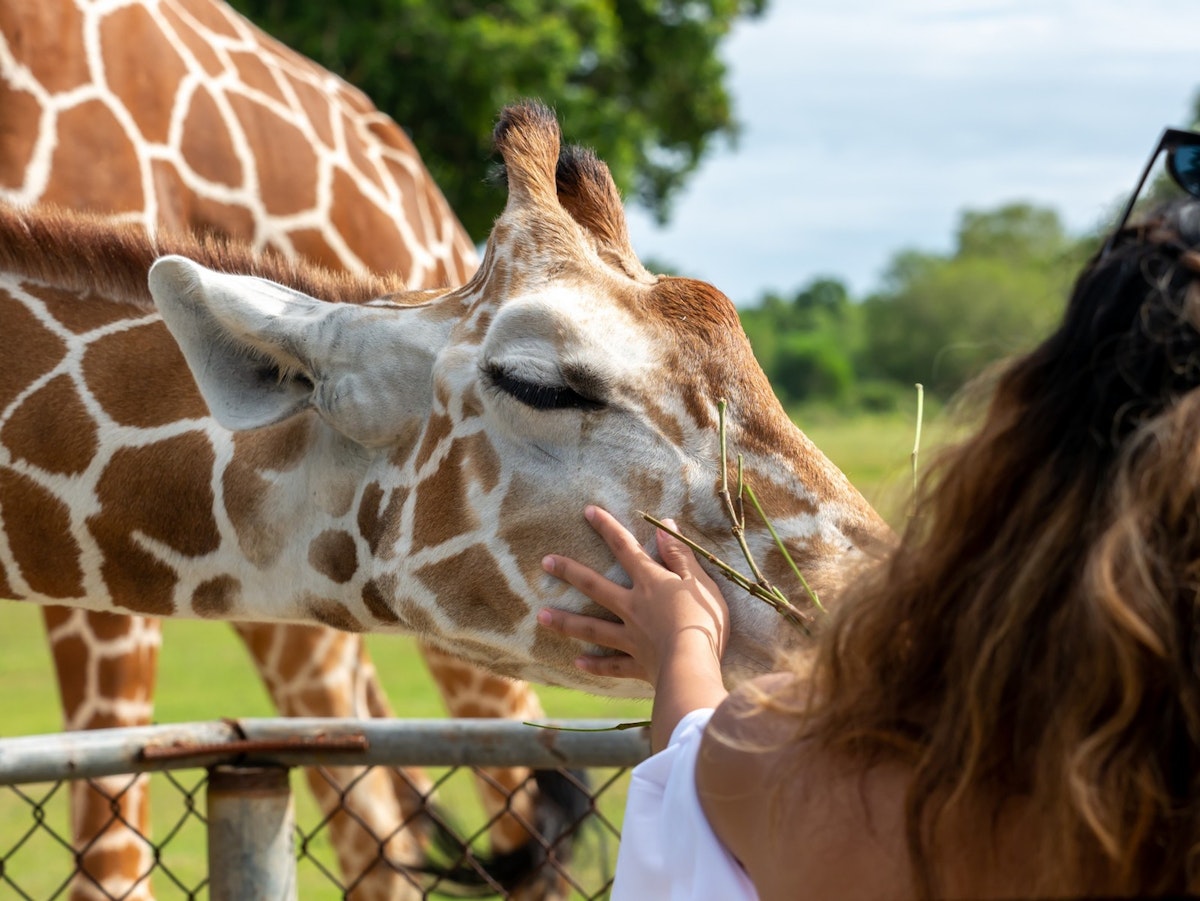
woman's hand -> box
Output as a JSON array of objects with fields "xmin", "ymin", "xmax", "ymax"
[{"xmin": 539, "ymin": 506, "xmax": 732, "ymax": 751}]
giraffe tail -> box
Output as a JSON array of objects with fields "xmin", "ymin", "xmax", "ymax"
[{"xmin": 414, "ymin": 768, "xmax": 595, "ymax": 897}]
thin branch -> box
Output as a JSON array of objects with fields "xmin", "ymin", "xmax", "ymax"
[
  {"xmin": 911, "ymin": 382, "xmax": 925, "ymax": 502},
  {"xmin": 744, "ymin": 482, "xmax": 822, "ymax": 612}
]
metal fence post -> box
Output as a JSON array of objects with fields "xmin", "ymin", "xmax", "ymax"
[{"xmin": 206, "ymin": 765, "xmax": 297, "ymax": 901}]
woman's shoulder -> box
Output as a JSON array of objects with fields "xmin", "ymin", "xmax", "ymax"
[{"xmin": 696, "ymin": 672, "xmax": 915, "ymax": 900}]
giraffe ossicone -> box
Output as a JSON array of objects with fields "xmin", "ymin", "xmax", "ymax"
[{"xmin": 3, "ymin": 101, "xmax": 887, "ymax": 697}]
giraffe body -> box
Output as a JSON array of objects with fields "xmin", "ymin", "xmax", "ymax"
[
  {"xmin": 1, "ymin": 104, "xmax": 888, "ymax": 699},
  {"xmin": 0, "ymin": 1, "xmax": 573, "ymax": 897}
]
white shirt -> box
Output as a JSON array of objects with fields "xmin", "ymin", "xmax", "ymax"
[{"xmin": 612, "ymin": 708, "xmax": 760, "ymax": 900}]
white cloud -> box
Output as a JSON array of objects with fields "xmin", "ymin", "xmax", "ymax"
[{"xmin": 626, "ymin": 0, "xmax": 1199, "ymax": 304}]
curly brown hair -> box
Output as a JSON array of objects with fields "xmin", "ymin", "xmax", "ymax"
[{"xmin": 779, "ymin": 199, "xmax": 1200, "ymax": 896}]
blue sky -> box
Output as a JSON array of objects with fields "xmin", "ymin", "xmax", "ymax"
[{"xmin": 624, "ymin": 1, "xmax": 1199, "ymax": 306}]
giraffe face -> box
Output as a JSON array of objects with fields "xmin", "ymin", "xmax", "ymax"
[{"xmin": 148, "ymin": 102, "xmax": 888, "ymax": 695}]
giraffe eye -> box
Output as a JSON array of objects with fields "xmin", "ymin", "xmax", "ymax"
[{"xmin": 485, "ymin": 364, "xmax": 603, "ymax": 412}]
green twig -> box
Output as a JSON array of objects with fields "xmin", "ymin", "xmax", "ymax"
[
  {"xmin": 641, "ymin": 511, "xmax": 812, "ymax": 635},
  {"xmin": 523, "ymin": 720, "xmax": 650, "ymax": 732},
  {"xmin": 911, "ymin": 382, "xmax": 925, "ymax": 501},
  {"xmin": 744, "ymin": 482, "xmax": 822, "ymax": 612}
]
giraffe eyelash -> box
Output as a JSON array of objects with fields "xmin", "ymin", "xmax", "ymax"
[{"xmin": 483, "ymin": 363, "xmax": 604, "ymax": 412}]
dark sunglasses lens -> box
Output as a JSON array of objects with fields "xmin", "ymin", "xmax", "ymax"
[{"xmin": 1168, "ymin": 145, "xmax": 1200, "ymax": 198}]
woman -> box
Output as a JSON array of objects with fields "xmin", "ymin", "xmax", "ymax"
[{"xmin": 539, "ymin": 195, "xmax": 1200, "ymax": 898}]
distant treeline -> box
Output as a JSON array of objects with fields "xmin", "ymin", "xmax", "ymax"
[{"xmin": 737, "ymin": 202, "xmax": 1097, "ymax": 411}]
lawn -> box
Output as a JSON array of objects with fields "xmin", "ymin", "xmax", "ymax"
[{"xmin": 0, "ymin": 406, "xmax": 953, "ymax": 897}]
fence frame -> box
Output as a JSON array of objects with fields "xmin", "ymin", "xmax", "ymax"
[{"xmin": 0, "ymin": 718, "xmax": 650, "ymax": 899}]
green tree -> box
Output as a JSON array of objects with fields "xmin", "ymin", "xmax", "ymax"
[
  {"xmin": 860, "ymin": 203, "xmax": 1087, "ymax": 399},
  {"xmin": 740, "ymin": 278, "xmax": 862, "ymax": 405},
  {"xmin": 228, "ymin": 0, "xmax": 765, "ymax": 239}
]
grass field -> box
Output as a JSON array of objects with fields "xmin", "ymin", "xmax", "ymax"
[{"xmin": 0, "ymin": 406, "xmax": 950, "ymax": 897}]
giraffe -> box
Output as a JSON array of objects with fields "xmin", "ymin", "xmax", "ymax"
[
  {"xmin": 0, "ymin": 98, "xmax": 887, "ymax": 696},
  {"xmin": 0, "ymin": 0, "xmax": 576, "ymax": 897}
]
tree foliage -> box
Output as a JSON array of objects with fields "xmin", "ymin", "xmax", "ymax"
[
  {"xmin": 739, "ymin": 203, "xmax": 1091, "ymax": 409},
  {"xmin": 859, "ymin": 203, "xmax": 1086, "ymax": 399},
  {"xmin": 228, "ymin": 0, "xmax": 766, "ymax": 238}
]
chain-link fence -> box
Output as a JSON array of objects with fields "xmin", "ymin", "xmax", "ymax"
[{"xmin": 0, "ymin": 718, "xmax": 650, "ymax": 899}]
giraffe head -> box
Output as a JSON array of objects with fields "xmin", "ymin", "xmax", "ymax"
[{"xmin": 148, "ymin": 101, "xmax": 888, "ymax": 696}]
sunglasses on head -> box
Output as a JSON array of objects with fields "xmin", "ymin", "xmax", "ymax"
[{"xmin": 1101, "ymin": 127, "xmax": 1200, "ymax": 258}]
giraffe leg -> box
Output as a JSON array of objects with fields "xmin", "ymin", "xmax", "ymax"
[
  {"xmin": 419, "ymin": 644, "xmax": 585, "ymax": 901},
  {"xmin": 231, "ymin": 622, "xmax": 430, "ymax": 901},
  {"xmin": 42, "ymin": 607, "xmax": 159, "ymax": 901}
]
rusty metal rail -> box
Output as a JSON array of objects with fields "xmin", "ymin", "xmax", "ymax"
[{"xmin": 0, "ymin": 718, "xmax": 650, "ymax": 784}]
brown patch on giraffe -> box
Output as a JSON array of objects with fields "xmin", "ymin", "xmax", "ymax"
[
  {"xmin": 0, "ymin": 290, "xmax": 67, "ymax": 412},
  {"xmin": 90, "ymin": 429, "xmax": 220, "ymax": 563},
  {"xmin": 412, "ymin": 411, "xmax": 453, "ymax": 473},
  {"xmin": 459, "ymin": 431, "xmax": 501, "ymax": 494},
  {"xmin": 642, "ymin": 396, "xmax": 686, "ymax": 450},
  {"xmin": 180, "ymin": 85, "xmax": 244, "ymax": 188},
  {"xmin": 459, "ymin": 384, "xmax": 485, "ymax": 422},
  {"xmin": 497, "ymin": 473, "xmax": 596, "ymax": 589},
  {"xmin": 151, "ymin": 160, "xmax": 190, "ymax": 232},
  {"xmin": 531, "ymin": 617, "xmax": 591, "ymax": 674},
  {"xmin": 288, "ymin": 76, "xmax": 335, "ymax": 150},
  {"xmin": 306, "ymin": 597, "xmax": 365, "ymax": 633},
  {"xmin": 384, "ymin": 155, "xmax": 437, "ymax": 242},
  {"xmin": 228, "ymin": 93, "xmax": 318, "ymax": 215},
  {"xmin": 228, "ymin": 50, "xmax": 289, "ymax": 108},
  {"xmin": 84, "ymin": 609, "xmax": 143, "ymax": 643},
  {"xmin": 626, "ymin": 467, "xmax": 667, "ymax": 521},
  {"xmin": 308, "ymin": 530, "xmax": 358, "ymax": 584},
  {"xmin": 159, "ymin": 3, "xmax": 223, "ymax": 77},
  {"xmin": 97, "ymin": 650, "xmax": 157, "ymax": 706},
  {"xmin": 411, "ymin": 438, "xmax": 479, "ymax": 552},
  {"xmin": 0, "ymin": 81, "xmax": 41, "ymax": 191},
  {"xmin": 0, "ymin": 469, "xmax": 84, "ymax": 598},
  {"xmin": 341, "ymin": 115, "xmax": 380, "ymax": 191},
  {"xmin": 330, "ymin": 167, "xmax": 411, "ymax": 276},
  {"xmin": 398, "ymin": 597, "xmax": 439, "ymax": 636},
  {"xmin": 44, "ymin": 100, "xmax": 142, "ymax": 214},
  {"xmin": 285, "ymin": 228, "xmax": 344, "ymax": 271},
  {"xmin": 415, "ymin": 544, "xmax": 529, "ymax": 634},
  {"xmin": 100, "ymin": 5, "xmax": 188, "ymax": 144},
  {"xmin": 83, "ymin": 321, "xmax": 209, "ymax": 427},
  {"xmin": 367, "ymin": 118, "xmax": 419, "ymax": 155},
  {"xmin": 172, "ymin": 0, "xmax": 242, "ymax": 40},
  {"xmin": 0, "ymin": 0, "xmax": 89, "ymax": 93},
  {"xmin": 2, "ymin": 375, "xmax": 97, "ymax": 475},
  {"xmin": 439, "ymin": 636, "xmax": 525, "ymax": 679},
  {"xmin": 387, "ymin": 419, "xmax": 423, "ymax": 470},
  {"xmin": 361, "ymin": 579, "xmax": 400, "ymax": 624},
  {"xmin": 743, "ymin": 473, "xmax": 821, "ymax": 521},
  {"xmin": 87, "ymin": 432, "xmax": 221, "ymax": 613},
  {"xmin": 194, "ymin": 576, "xmax": 240, "ymax": 618},
  {"xmin": 422, "ymin": 652, "xmax": 474, "ymax": 697},
  {"xmin": 22, "ymin": 282, "xmax": 140, "ymax": 333},
  {"xmin": 223, "ymin": 417, "xmax": 314, "ymax": 566},
  {"xmin": 197, "ymin": 199, "xmax": 260, "ymax": 250},
  {"xmin": 49, "ymin": 630, "xmax": 88, "ymax": 714},
  {"xmin": 357, "ymin": 482, "xmax": 408, "ymax": 556}
]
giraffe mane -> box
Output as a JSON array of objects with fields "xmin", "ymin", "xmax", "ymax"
[{"xmin": 0, "ymin": 203, "xmax": 410, "ymax": 309}]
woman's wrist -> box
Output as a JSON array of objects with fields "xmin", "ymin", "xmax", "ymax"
[{"xmin": 650, "ymin": 632, "xmax": 728, "ymax": 752}]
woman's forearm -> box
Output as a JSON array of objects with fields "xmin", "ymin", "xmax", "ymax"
[{"xmin": 650, "ymin": 630, "xmax": 729, "ymax": 753}]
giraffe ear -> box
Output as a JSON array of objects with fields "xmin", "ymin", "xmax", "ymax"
[
  {"xmin": 150, "ymin": 256, "xmax": 442, "ymax": 446},
  {"xmin": 149, "ymin": 255, "xmax": 321, "ymax": 430}
]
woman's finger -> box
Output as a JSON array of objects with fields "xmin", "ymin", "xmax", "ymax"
[
  {"xmin": 584, "ymin": 506, "xmax": 658, "ymax": 577},
  {"xmin": 542, "ymin": 553, "xmax": 629, "ymax": 615},
  {"xmin": 536, "ymin": 607, "xmax": 630, "ymax": 654},
  {"xmin": 656, "ymin": 517, "xmax": 703, "ymax": 579},
  {"xmin": 574, "ymin": 652, "xmax": 649, "ymax": 683}
]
